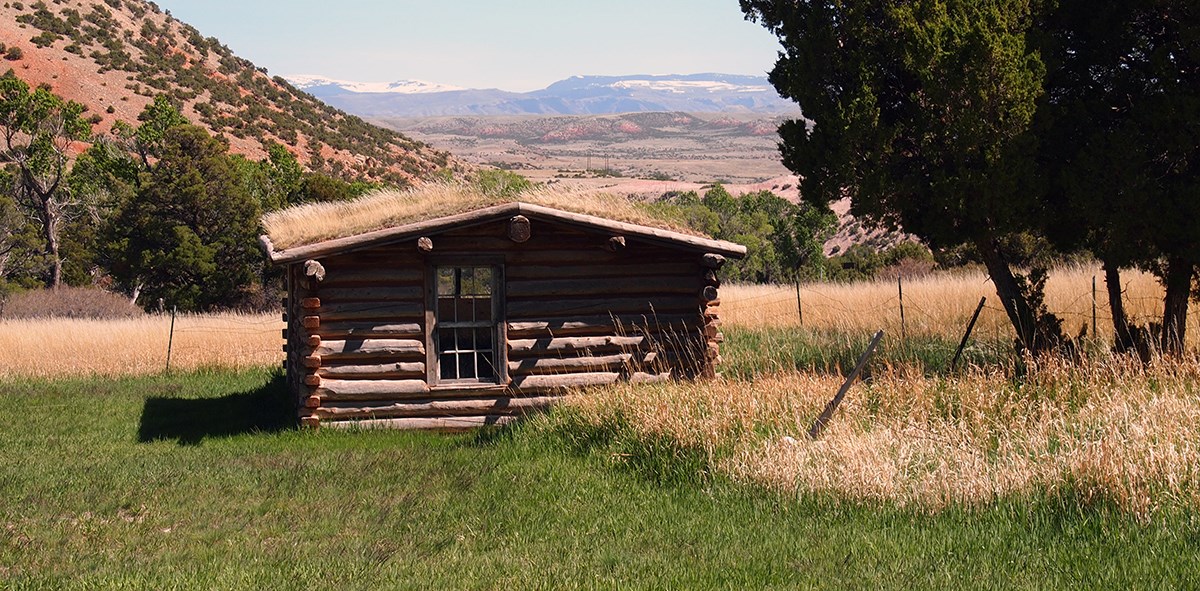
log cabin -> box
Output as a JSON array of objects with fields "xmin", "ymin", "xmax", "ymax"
[{"xmin": 260, "ymin": 196, "xmax": 746, "ymax": 430}]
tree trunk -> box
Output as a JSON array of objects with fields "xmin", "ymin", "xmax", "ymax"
[
  {"xmin": 1103, "ymin": 261, "xmax": 1136, "ymax": 352},
  {"xmin": 38, "ymin": 193, "xmax": 62, "ymax": 289},
  {"xmin": 975, "ymin": 237, "xmax": 1037, "ymax": 351},
  {"xmin": 1160, "ymin": 255, "xmax": 1192, "ymax": 355}
]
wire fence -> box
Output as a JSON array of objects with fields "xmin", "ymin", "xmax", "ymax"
[{"xmin": 720, "ymin": 266, "xmax": 1193, "ymax": 351}]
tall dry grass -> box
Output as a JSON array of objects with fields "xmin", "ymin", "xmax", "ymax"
[
  {"xmin": 563, "ymin": 356, "xmax": 1200, "ymax": 516},
  {"xmin": 263, "ymin": 182, "xmax": 702, "ymax": 251},
  {"xmin": 0, "ymin": 313, "xmax": 281, "ymax": 379},
  {"xmin": 722, "ymin": 265, "xmax": 1181, "ymax": 346}
]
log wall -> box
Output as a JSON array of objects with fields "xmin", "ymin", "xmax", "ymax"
[{"xmin": 284, "ymin": 217, "xmax": 725, "ymax": 430}]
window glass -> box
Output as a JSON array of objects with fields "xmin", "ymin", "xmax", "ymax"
[{"xmin": 435, "ymin": 265, "xmax": 498, "ymax": 383}]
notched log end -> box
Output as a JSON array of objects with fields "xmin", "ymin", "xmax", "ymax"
[
  {"xmin": 606, "ymin": 236, "xmax": 626, "ymax": 252},
  {"xmin": 508, "ymin": 215, "xmax": 531, "ymax": 243},
  {"xmin": 304, "ymin": 260, "xmax": 326, "ymax": 282},
  {"xmin": 417, "ymin": 236, "xmax": 434, "ymax": 252}
]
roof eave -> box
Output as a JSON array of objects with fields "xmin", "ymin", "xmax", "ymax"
[{"xmin": 262, "ymin": 201, "xmax": 747, "ymax": 265}]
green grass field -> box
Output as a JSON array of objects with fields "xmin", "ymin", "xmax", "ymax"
[{"xmin": 1, "ymin": 368, "xmax": 1197, "ymax": 589}]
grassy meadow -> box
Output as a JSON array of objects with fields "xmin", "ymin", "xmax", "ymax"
[{"xmin": 2, "ymin": 266, "xmax": 1199, "ymax": 587}]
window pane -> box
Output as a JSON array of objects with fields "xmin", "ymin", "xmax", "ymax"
[
  {"xmin": 474, "ymin": 327, "xmax": 492, "ymax": 352},
  {"xmin": 456, "ymin": 297, "xmax": 477, "ymax": 322},
  {"xmin": 438, "ymin": 296, "xmax": 456, "ymax": 322},
  {"xmin": 440, "ymin": 353, "xmax": 457, "ymax": 380},
  {"xmin": 477, "ymin": 352, "xmax": 495, "ymax": 380},
  {"xmin": 473, "ymin": 297, "xmax": 492, "ymax": 323},
  {"xmin": 458, "ymin": 352, "xmax": 474, "ymax": 379},
  {"xmin": 439, "ymin": 329, "xmax": 455, "ymax": 353},
  {"xmin": 437, "ymin": 267, "xmax": 455, "ymax": 296}
]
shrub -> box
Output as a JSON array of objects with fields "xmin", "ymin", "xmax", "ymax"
[
  {"xmin": 0, "ymin": 286, "xmax": 143, "ymax": 319},
  {"xmin": 5, "ymin": 46, "xmax": 24, "ymax": 61}
]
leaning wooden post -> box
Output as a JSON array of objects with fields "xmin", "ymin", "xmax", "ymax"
[
  {"xmin": 1091, "ymin": 275, "xmax": 1097, "ymax": 341},
  {"xmin": 808, "ymin": 329, "xmax": 884, "ymax": 440},
  {"xmin": 795, "ymin": 279, "xmax": 803, "ymax": 328},
  {"xmin": 165, "ymin": 305, "xmax": 177, "ymax": 372},
  {"xmin": 898, "ymin": 274, "xmax": 906, "ymax": 342},
  {"xmin": 950, "ymin": 297, "xmax": 987, "ymax": 372}
]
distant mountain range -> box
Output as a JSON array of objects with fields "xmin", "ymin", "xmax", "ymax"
[{"xmin": 286, "ymin": 74, "xmax": 802, "ymax": 118}]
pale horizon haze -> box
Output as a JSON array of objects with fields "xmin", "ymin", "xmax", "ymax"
[{"xmin": 155, "ymin": 0, "xmax": 784, "ymax": 92}]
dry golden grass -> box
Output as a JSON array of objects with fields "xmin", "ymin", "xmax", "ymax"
[
  {"xmin": 262, "ymin": 182, "xmax": 703, "ymax": 251},
  {"xmin": 721, "ymin": 265, "xmax": 1183, "ymax": 346},
  {"xmin": 0, "ymin": 313, "xmax": 281, "ymax": 379},
  {"xmin": 566, "ymin": 356, "xmax": 1200, "ymax": 515}
]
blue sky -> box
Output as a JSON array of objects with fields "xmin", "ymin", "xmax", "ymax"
[{"xmin": 156, "ymin": 0, "xmax": 783, "ymax": 92}]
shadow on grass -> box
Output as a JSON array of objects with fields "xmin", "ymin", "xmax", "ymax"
[{"xmin": 138, "ymin": 373, "xmax": 293, "ymax": 445}]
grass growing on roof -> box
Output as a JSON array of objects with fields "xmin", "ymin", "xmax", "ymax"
[{"xmin": 262, "ymin": 182, "xmax": 706, "ymax": 251}]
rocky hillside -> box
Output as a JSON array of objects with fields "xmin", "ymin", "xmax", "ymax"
[{"xmin": 0, "ymin": 0, "xmax": 452, "ymax": 183}]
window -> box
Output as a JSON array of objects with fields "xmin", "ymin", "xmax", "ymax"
[{"xmin": 435, "ymin": 266, "xmax": 499, "ymax": 383}]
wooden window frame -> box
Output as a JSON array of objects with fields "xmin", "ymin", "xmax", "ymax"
[{"xmin": 425, "ymin": 256, "xmax": 508, "ymax": 390}]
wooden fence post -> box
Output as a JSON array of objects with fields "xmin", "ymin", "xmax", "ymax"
[
  {"xmin": 795, "ymin": 280, "xmax": 803, "ymax": 328},
  {"xmin": 166, "ymin": 305, "xmax": 177, "ymax": 372},
  {"xmin": 951, "ymin": 297, "xmax": 987, "ymax": 372},
  {"xmin": 808, "ymin": 330, "xmax": 884, "ymax": 440},
  {"xmin": 898, "ymin": 274, "xmax": 906, "ymax": 342},
  {"xmin": 1092, "ymin": 275, "xmax": 1097, "ymax": 340}
]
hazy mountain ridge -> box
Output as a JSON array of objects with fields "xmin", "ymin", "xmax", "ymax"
[
  {"xmin": 288, "ymin": 73, "xmax": 802, "ymax": 117},
  {"xmin": 0, "ymin": 0, "xmax": 452, "ymax": 183}
]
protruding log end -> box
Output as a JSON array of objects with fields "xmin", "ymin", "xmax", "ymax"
[
  {"xmin": 300, "ymin": 416, "xmax": 320, "ymax": 429},
  {"xmin": 306, "ymin": 335, "xmax": 321, "ymax": 348},
  {"xmin": 302, "ymin": 316, "xmax": 320, "ymax": 329},
  {"xmin": 304, "ymin": 375, "xmax": 322, "ymax": 387},
  {"xmin": 304, "ymin": 355, "xmax": 322, "ymax": 369},
  {"xmin": 606, "ymin": 236, "xmax": 626, "ymax": 252},
  {"xmin": 701, "ymin": 285, "xmax": 719, "ymax": 302},
  {"xmin": 301, "ymin": 297, "xmax": 320, "ymax": 309},
  {"xmin": 303, "ymin": 394, "xmax": 322, "ymax": 408},
  {"xmin": 700, "ymin": 253, "xmax": 726, "ymax": 269},
  {"xmin": 417, "ymin": 236, "xmax": 434, "ymax": 252},
  {"xmin": 508, "ymin": 215, "xmax": 531, "ymax": 243},
  {"xmin": 304, "ymin": 260, "xmax": 326, "ymax": 282},
  {"xmin": 703, "ymin": 269, "xmax": 720, "ymax": 287}
]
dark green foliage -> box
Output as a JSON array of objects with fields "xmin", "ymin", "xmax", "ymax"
[
  {"xmin": 107, "ymin": 125, "xmax": 262, "ymax": 311},
  {"xmin": 741, "ymin": 0, "xmax": 1070, "ymax": 353},
  {"xmin": 1033, "ymin": 0, "xmax": 1200, "ymax": 353},
  {"xmin": 652, "ymin": 184, "xmax": 836, "ymax": 283},
  {"xmin": 473, "ymin": 168, "xmax": 532, "ymax": 198}
]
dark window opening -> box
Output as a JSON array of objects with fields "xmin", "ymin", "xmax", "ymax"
[{"xmin": 435, "ymin": 266, "xmax": 497, "ymax": 383}]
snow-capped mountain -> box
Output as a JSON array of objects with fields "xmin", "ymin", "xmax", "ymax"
[
  {"xmin": 284, "ymin": 73, "xmax": 799, "ymax": 117},
  {"xmin": 286, "ymin": 75, "xmax": 465, "ymax": 95}
]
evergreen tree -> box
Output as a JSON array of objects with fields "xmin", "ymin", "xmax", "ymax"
[{"xmin": 109, "ymin": 125, "xmax": 263, "ymax": 311}]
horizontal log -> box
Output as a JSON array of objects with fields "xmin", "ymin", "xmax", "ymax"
[
  {"xmin": 511, "ymin": 372, "xmax": 620, "ymax": 391},
  {"xmin": 304, "ymin": 355, "xmax": 322, "ymax": 369},
  {"xmin": 508, "ymin": 335, "xmax": 644, "ymax": 354},
  {"xmin": 508, "ymin": 353, "xmax": 632, "ymax": 375},
  {"xmin": 304, "ymin": 374, "xmax": 322, "ymax": 387},
  {"xmin": 316, "ymin": 321, "xmax": 422, "ymax": 339},
  {"xmin": 301, "ymin": 297, "xmax": 320, "ymax": 309},
  {"xmin": 303, "ymin": 395, "xmax": 321, "ymax": 408},
  {"xmin": 505, "ymin": 250, "xmax": 683, "ymax": 266},
  {"xmin": 300, "ymin": 416, "xmax": 321, "ymax": 429},
  {"xmin": 319, "ymin": 267, "xmax": 423, "ymax": 286},
  {"xmin": 314, "ymin": 379, "xmax": 430, "ymax": 401},
  {"xmin": 701, "ymin": 253, "xmax": 726, "ymax": 269},
  {"xmin": 317, "ymin": 286, "xmax": 423, "ymax": 302},
  {"xmin": 315, "ymin": 302, "xmax": 424, "ymax": 321},
  {"xmin": 506, "ymin": 276, "xmax": 700, "ymax": 298},
  {"xmin": 506, "ymin": 314, "xmax": 700, "ymax": 338},
  {"xmin": 630, "ymin": 371, "xmax": 672, "ymax": 384},
  {"xmin": 313, "ymin": 339, "xmax": 425, "ymax": 357},
  {"xmin": 302, "ymin": 316, "xmax": 320, "ymax": 329},
  {"xmin": 505, "ymin": 262, "xmax": 697, "ymax": 280},
  {"xmin": 315, "ymin": 395, "xmax": 562, "ymax": 420},
  {"xmin": 507, "ymin": 297, "xmax": 701, "ymax": 318},
  {"xmin": 323, "ymin": 415, "xmax": 520, "ymax": 431},
  {"xmin": 318, "ymin": 361, "xmax": 425, "ymax": 378},
  {"xmin": 701, "ymin": 286, "xmax": 719, "ymax": 302}
]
